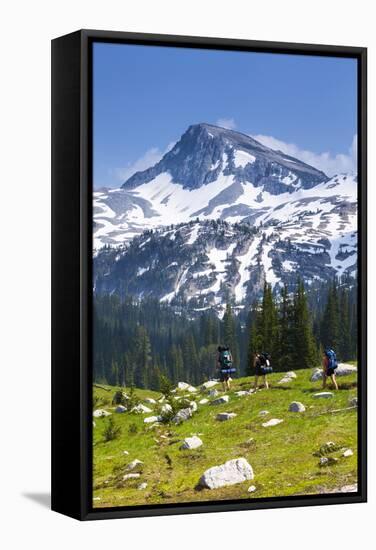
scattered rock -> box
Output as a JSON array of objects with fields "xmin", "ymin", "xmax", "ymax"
[
  {"xmin": 343, "ymin": 449, "xmax": 354, "ymax": 458},
  {"xmin": 262, "ymin": 418, "xmax": 284, "ymax": 427},
  {"xmin": 187, "ymin": 385, "xmax": 197, "ymax": 393},
  {"xmin": 172, "ymin": 407, "xmax": 192, "ymax": 425},
  {"xmin": 216, "ymin": 412, "xmax": 237, "ymax": 421},
  {"xmin": 161, "ymin": 403, "xmax": 172, "ymax": 414},
  {"xmin": 201, "ymin": 380, "xmax": 219, "ymax": 390},
  {"xmin": 180, "ymin": 435, "xmax": 203, "ymax": 450},
  {"xmin": 286, "ymin": 371, "xmax": 297, "ymax": 379},
  {"xmin": 349, "ymin": 397, "xmax": 358, "ymax": 407},
  {"xmin": 93, "ymin": 497, "xmax": 101, "ymax": 501},
  {"xmin": 198, "ymin": 458, "xmax": 254, "ymax": 489},
  {"xmin": 115, "ymin": 405, "xmax": 127, "ymax": 413},
  {"xmin": 311, "ymin": 368, "xmax": 323, "ymax": 382},
  {"xmin": 208, "ymin": 389, "xmax": 219, "ymax": 398},
  {"xmin": 311, "ymin": 363, "xmax": 357, "ymax": 382},
  {"xmin": 177, "ymin": 382, "xmax": 190, "ymax": 390},
  {"xmin": 123, "ymin": 473, "xmax": 141, "ymax": 481},
  {"xmin": 123, "ymin": 450, "xmax": 129, "ymax": 455},
  {"xmin": 93, "ymin": 421, "xmax": 96, "ymax": 428},
  {"xmin": 189, "ymin": 401, "xmax": 198, "ymax": 412},
  {"xmin": 288, "ymin": 401, "xmax": 306, "ymax": 413},
  {"xmin": 158, "ymin": 395, "xmax": 165, "ymax": 403},
  {"xmin": 248, "ymin": 485, "xmax": 256, "ymax": 493},
  {"xmin": 259, "ymin": 410, "xmax": 269, "ymax": 416},
  {"xmin": 125, "ymin": 459, "xmax": 144, "ymax": 472},
  {"xmin": 138, "ymin": 482, "xmax": 148, "ymax": 490},
  {"xmin": 93, "ymin": 409, "xmax": 111, "ymax": 418},
  {"xmin": 278, "ymin": 375, "xmax": 294, "ymax": 384},
  {"xmin": 319, "ymin": 456, "xmax": 338, "ymax": 467},
  {"xmin": 131, "ymin": 404, "xmax": 152, "ymax": 414},
  {"xmin": 211, "ymin": 395, "xmax": 230, "ymax": 405},
  {"xmin": 144, "ymin": 415, "xmax": 161, "ymax": 424},
  {"xmin": 235, "ymin": 390, "xmax": 251, "ymax": 397},
  {"xmin": 199, "ymin": 398, "xmax": 209, "ymax": 405},
  {"xmin": 313, "ymin": 392, "xmax": 334, "ymax": 399},
  {"xmin": 144, "ymin": 397, "xmax": 156, "ymax": 404}
]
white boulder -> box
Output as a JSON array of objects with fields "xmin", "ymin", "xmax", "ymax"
[
  {"xmin": 199, "ymin": 398, "xmax": 209, "ymax": 405},
  {"xmin": 313, "ymin": 392, "xmax": 334, "ymax": 399},
  {"xmin": 189, "ymin": 401, "xmax": 198, "ymax": 412},
  {"xmin": 115, "ymin": 405, "xmax": 127, "ymax": 413},
  {"xmin": 288, "ymin": 401, "xmax": 306, "ymax": 413},
  {"xmin": 131, "ymin": 404, "xmax": 152, "ymax": 414},
  {"xmin": 180, "ymin": 436, "xmax": 203, "ymax": 450},
  {"xmin": 311, "ymin": 363, "xmax": 357, "ymax": 382},
  {"xmin": 208, "ymin": 389, "xmax": 219, "ymax": 398},
  {"xmin": 144, "ymin": 397, "xmax": 156, "ymax": 404},
  {"xmin": 177, "ymin": 382, "xmax": 190, "ymax": 390},
  {"xmin": 93, "ymin": 409, "xmax": 111, "ymax": 418},
  {"xmin": 187, "ymin": 385, "xmax": 197, "ymax": 393},
  {"xmin": 278, "ymin": 374, "xmax": 295, "ymax": 384},
  {"xmin": 216, "ymin": 412, "xmax": 237, "ymax": 421},
  {"xmin": 144, "ymin": 415, "xmax": 161, "ymax": 424},
  {"xmin": 198, "ymin": 458, "xmax": 254, "ymax": 489},
  {"xmin": 172, "ymin": 407, "xmax": 192, "ymax": 425},
  {"xmin": 262, "ymin": 418, "xmax": 284, "ymax": 427},
  {"xmin": 125, "ymin": 459, "xmax": 143, "ymax": 472},
  {"xmin": 123, "ymin": 473, "xmax": 141, "ymax": 481},
  {"xmin": 138, "ymin": 482, "xmax": 148, "ymax": 490},
  {"xmin": 343, "ymin": 449, "xmax": 354, "ymax": 458},
  {"xmin": 211, "ymin": 395, "xmax": 230, "ymax": 405},
  {"xmin": 248, "ymin": 485, "xmax": 256, "ymax": 493}
]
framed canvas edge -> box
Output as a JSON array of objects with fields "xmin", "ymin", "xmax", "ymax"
[{"xmin": 52, "ymin": 29, "xmax": 367, "ymax": 521}]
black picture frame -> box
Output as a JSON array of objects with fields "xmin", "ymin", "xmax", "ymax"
[{"xmin": 51, "ymin": 29, "xmax": 367, "ymax": 521}]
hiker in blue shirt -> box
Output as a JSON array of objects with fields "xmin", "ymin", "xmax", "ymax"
[
  {"xmin": 217, "ymin": 345, "xmax": 235, "ymax": 392},
  {"xmin": 322, "ymin": 348, "xmax": 339, "ymax": 390}
]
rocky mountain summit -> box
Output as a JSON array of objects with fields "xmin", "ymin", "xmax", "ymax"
[{"xmin": 93, "ymin": 123, "xmax": 357, "ymax": 308}]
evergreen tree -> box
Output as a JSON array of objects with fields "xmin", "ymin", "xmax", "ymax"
[
  {"xmin": 277, "ymin": 284, "xmax": 294, "ymax": 370},
  {"xmin": 320, "ymin": 281, "xmax": 340, "ymax": 351},
  {"xmin": 291, "ymin": 280, "xmax": 317, "ymax": 369},
  {"xmin": 222, "ymin": 303, "xmax": 239, "ymax": 366},
  {"xmin": 339, "ymin": 288, "xmax": 351, "ymax": 360}
]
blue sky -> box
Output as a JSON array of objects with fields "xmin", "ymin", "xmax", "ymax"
[{"xmin": 93, "ymin": 42, "xmax": 357, "ymax": 188}]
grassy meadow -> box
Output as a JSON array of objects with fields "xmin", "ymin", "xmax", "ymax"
[{"xmin": 92, "ymin": 367, "xmax": 358, "ymax": 508}]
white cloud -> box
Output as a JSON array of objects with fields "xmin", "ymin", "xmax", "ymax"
[
  {"xmin": 114, "ymin": 141, "xmax": 176, "ymax": 183},
  {"xmin": 251, "ymin": 133, "xmax": 357, "ymax": 177},
  {"xmin": 216, "ymin": 117, "xmax": 237, "ymax": 130}
]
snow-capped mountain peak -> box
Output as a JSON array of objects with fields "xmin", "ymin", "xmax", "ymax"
[{"xmin": 93, "ymin": 124, "xmax": 357, "ymax": 307}]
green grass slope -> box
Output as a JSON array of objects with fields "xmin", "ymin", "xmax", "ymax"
[{"xmin": 92, "ymin": 368, "xmax": 357, "ymax": 508}]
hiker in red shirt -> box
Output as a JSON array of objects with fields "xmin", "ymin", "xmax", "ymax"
[{"xmin": 322, "ymin": 350, "xmax": 338, "ymax": 390}]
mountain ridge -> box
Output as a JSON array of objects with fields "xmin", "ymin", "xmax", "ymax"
[{"xmin": 93, "ymin": 123, "xmax": 357, "ymax": 307}]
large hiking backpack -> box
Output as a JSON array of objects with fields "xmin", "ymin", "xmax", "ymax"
[
  {"xmin": 259, "ymin": 352, "xmax": 273, "ymax": 374},
  {"xmin": 325, "ymin": 348, "xmax": 338, "ymax": 370},
  {"xmin": 219, "ymin": 348, "xmax": 236, "ymax": 374}
]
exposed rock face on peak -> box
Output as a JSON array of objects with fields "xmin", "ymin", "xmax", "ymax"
[
  {"xmin": 122, "ymin": 123, "xmax": 328, "ymax": 192},
  {"xmin": 93, "ymin": 123, "xmax": 357, "ymax": 309}
]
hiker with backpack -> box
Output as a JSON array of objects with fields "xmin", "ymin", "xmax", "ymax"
[
  {"xmin": 322, "ymin": 348, "xmax": 339, "ymax": 390},
  {"xmin": 217, "ymin": 345, "xmax": 235, "ymax": 392},
  {"xmin": 252, "ymin": 352, "xmax": 272, "ymax": 391}
]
